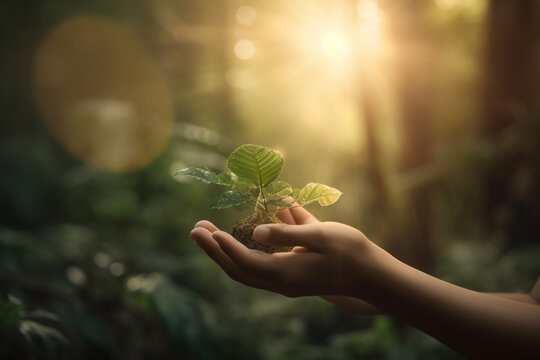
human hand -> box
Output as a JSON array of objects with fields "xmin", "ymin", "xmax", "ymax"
[{"xmin": 190, "ymin": 206, "xmax": 381, "ymax": 297}]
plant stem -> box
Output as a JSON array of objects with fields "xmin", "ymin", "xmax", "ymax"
[
  {"xmin": 248, "ymin": 199, "xmax": 266, "ymax": 213},
  {"xmin": 260, "ymin": 188, "xmax": 269, "ymax": 213},
  {"xmin": 254, "ymin": 188, "xmax": 269, "ymax": 215}
]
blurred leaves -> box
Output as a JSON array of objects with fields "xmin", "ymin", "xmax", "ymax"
[
  {"xmin": 19, "ymin": 320, "xmax": 68, "ymax": 353},
  {"xmin": 1, "ymin": 295, "xmax": 68, "ymax": 359},
  {"xmin": 0, "ymin": 297, "xmax": 24, "ymax": 328}
]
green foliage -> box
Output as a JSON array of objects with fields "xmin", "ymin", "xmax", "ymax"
[
  {"xmin": 176, "ymin": 144, "xmax": 342, "ymax": 215},
  {"xmin": 227, "ymin": 144, "xmax": 284, "ymax": 187},
  {"xmin": 19, "ymin": 320, "xmax": 68, "ymax": 353},
  {"xmin": 210, "ymin": 190, "xmax": 252, "ymax": 209},
  {"xmin": 175, "ymin": 167, "xmax": 220, "ymax": 184},
  {"xmin": 0, "ymin": 295, "xmax": 68, "ymax": 358},
  {"xmin": 297, "ymin": 183, "xmax": 343, "ymax": 207},
  {"xmin": 265, "ymin": 180, "xmax": 292, "ymax": 196}
]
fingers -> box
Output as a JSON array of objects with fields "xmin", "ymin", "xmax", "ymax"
[
  {"xmin": 190, "ymin": 227, "xmax": 277, "ymax": 292},
  {"xmin": 292, "ymin": 246, "xmax": 308, "ymax": 253},
  {"xmin": 194, "ymin": 220, "xmax": 219, "ymax": 232},
  {"xmin": 253, "ymin": 223, "xmax": 325, "ymax": 252},
  {"xmin": 210, "ymin": 230, "xmax": 325, "ymax": 297},
  {"xmin": 275, "ymin": 208, "xmax": 296, "ymax": 225},
  {"xmin": 211, "ymin": 231, "xmax": 278, "ymax": 277},
  {"xmin": 289, "ymin": 206, "xmax": 319, "ymax": 225},
  {"xmin": 191, "ymin": 226, "xmax": 328, "ymax": 297},
  {"xmin": 277, "ymin": 197, "xmax": 318, "ymax": 225}
]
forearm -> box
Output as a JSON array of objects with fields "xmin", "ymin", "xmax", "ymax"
[
  {"xmin": 321, "ymin": 296, "xmax": 382, "ymax": 314},
  {"xmin": 355, "ymin": 246, "xmax": 540, "ymax": 359},
  {"xmin": 489, "ymin": 293, "xmax": 538, "ymax": 304},
  {"xmin": 322, "ymin": 293, "xmax": 535, "ymax": 316}
]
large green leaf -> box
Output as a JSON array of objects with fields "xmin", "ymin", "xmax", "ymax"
[
  {"xmin": 227, "ymin": 144, "xmax": 284, "ymax": 187},
  {"xmin": 175, "ymin": 167, "xmax": 217, "ymax": 184},
  {"xmin": 297, "ymin": 183, "xmax": 342, "ymax": 206},
  {"xmin": 265, "ymin": 180, "xmax": 292, "ymax": 196},
  {"xmin": 210, "ymin": 191, "xmax": 252, "ymax": 209}
]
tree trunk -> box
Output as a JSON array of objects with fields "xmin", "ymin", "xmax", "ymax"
[
  {"xmin": 387, "ymin": 0, "xmax": 435, "ymax": 271},
  {"xmin": 481, "ymin": 0, "xmax": 537, "ymax": 243}
]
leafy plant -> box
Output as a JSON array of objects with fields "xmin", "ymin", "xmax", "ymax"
[
  {"xmin": 176, "ymin": 144, "xmax": 341, "ymax": 214},
  {"xmin": 175, "ymin": 144, "xmax": 341, "ymax": 252}
]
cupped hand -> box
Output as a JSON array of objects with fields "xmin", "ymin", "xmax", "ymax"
[{"xmin": 189, "ymin": 206, "xmax": 378, "ymax": 298}]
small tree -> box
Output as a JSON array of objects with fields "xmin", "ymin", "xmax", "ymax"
[{"xmin": 176, "ymin": 144, "xmax": 342, "ymax": 252}]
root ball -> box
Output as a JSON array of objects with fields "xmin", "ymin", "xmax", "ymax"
[{"xmin": 231, "ymin": 214, "xmax": 292, "ymax": 253}]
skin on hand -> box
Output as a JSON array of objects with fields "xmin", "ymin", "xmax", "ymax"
[
  {"xmin": 190, "ymin": 205, "xmax": 386, "ymax": 298},
  {"xmin": 190, "ymin": 206, "xmax": 540, "ymax": 358}
]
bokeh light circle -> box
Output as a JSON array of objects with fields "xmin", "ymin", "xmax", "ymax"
[
  {"xmin": 234, "ymin": 39, "xmax": 255, "ymax": 60},
  {"xmin": 34, "ymin": 15, "xmax": 174, "ymax": 172}
]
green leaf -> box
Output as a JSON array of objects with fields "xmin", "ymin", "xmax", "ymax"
[
  {"xmin": 175, "ymin": 167, "xmax": 216, "ymax": 184},
  {"xmin": 290, "ymin": 188, "xmax": 301, "ymax": 201},
  {"xmin": 267, "ymin": 199, "xmax": 293, "ymax": 208},
  {"xmin": 298, "ymin": 183, "xmax": 342, "ymax": 206},
  {"xmin": 215, "ymin": 172, "xmax": 233, "ymax": 186},
  {"xmin": 265, "ymin": 180, "xmax": 292, "ymax": 196},
  {"xmin": 231, "ymin": 175, "xmax": 257, "ymax": 194},
  {"xmin": 227, "ymin": 144, "xmax": 284, "ymax": 187},
  {"xmin": 210, "ymin": 191, "xmax": 252, "ymax": 209}
]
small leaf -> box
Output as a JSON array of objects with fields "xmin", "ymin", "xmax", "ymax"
[
  {"xmin": 210, "ymin": 191, "xmax": 252, "ymax": 209},
  {"xmin": 227, "ymin": 144, "xmax": 284, "ymax": 187},
  {"xmin": 175, "ymin": 167, "xmax": 216, "ymax": 184},
  {"xmin": 267, "ymin": 199, "xmax": 293, "ymax": 208},
  {"xmin": 290, "ymin": 188, "xmax": 301, "ymax": 200},
  {"xmin": 265, "ymin": 181, "xmax": 292, "ymax": 196},
  {"xmin": 298, "ymin": 183, "xmax": 342, "ymax": 206},
  {"xmin": 231, "ymin": 175, "xmax": 257, "ymax": 194},
  {"xmin": 215, "ymin": 172, "xmax": 233, "ymax": 186}
]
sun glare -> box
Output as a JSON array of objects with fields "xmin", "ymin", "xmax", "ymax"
[
  {"xmin": 321, "ymin": 32, "xmax": 349, "ymax": 62},
  {"xmin": 356, "ymin": 0, "xmax": 383, "ymax": 49},
  {"xmin": 434, "ymin": 0, "xmax": 461, "ymax": 10},
  {"xmin": 33, "ymin": 15, "xmax": 173, "ymax": 172}
]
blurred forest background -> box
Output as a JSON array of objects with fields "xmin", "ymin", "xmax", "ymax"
[{"xmin": 1, "ymin": 0, "xmax": 539, "ymax": 359}]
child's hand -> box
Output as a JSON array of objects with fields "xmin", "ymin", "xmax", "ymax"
[{"xmin": 190, "ymin": 206, "xmax": 382, "ymax": 297}]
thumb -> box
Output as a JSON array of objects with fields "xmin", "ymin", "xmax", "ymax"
[{"xmin": 253, "ymin": 223, "xmax": 325, "ymax": 252}]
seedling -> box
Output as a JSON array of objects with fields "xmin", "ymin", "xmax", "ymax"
[{"xmin": 176, "ymin": 144, "xmax": 342, "ymax": 253}]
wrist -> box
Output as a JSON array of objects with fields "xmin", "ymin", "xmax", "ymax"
[{"xmin": 347, "ymin": 239, "xmax": 395, "ymax": 299}]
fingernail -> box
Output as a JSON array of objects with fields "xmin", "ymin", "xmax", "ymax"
[{"xmin": 254, "ymin": 226, "xmax": 270, "ymax": 242}]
